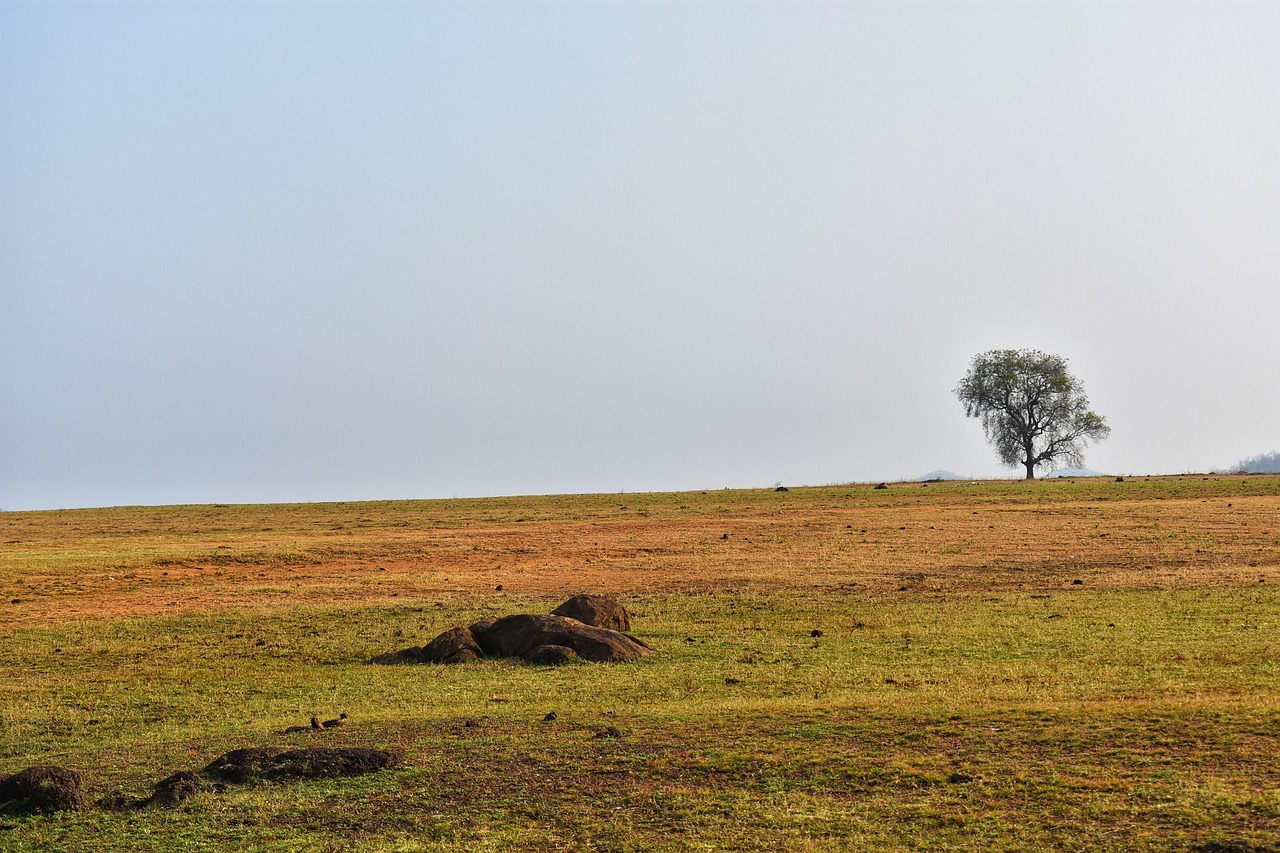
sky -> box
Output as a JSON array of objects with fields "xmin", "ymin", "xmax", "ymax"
[{"xmin": 3, "ymin": 1, "xmax": 1279, "ymax": 511}]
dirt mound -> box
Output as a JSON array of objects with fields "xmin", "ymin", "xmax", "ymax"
[
  {"xmin": 149, "ymin": 770, "xmax": 203, "ymax": 806},
  {"xmin": 203, "ymin": 747, "xmax": 280, "ymax": 783},
  {"xmin": 95, "ymin": 791, "xmax": 137, "ymax": 811},
  {"xmin": 204, "ymin": 747, "xmax": 398, "ymax": 782},
  {"xmin": 0, "ymin": 765, "xmax": 87, "ymax": 814},
  {"xmin": 551, "ymin": 594, "xmax": 632, "ymax": 631},
  {"xmin": 270, "ymin": 748, "xmax": 399, "ymax": 779},
  {"xmin": 478, "ymin": 614, "xmax": 653, "ymax": 663},
  {"xmin": 95, "ymin": 769, "xmax": 206, "ymax": 812}
]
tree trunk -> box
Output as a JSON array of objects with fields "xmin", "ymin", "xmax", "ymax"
[{"xmin": 1024, "ymin": 460, "xmax": 1036, "ymax": 480}]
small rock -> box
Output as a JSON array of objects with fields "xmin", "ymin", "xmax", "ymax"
[
  {"xmin": 1071, "ymin": 579, "xmax": 1083, "ymax": 585},
  {"xmin": 543, "ymin": 711, "xmax": 558, "ymax": 722},
  {"xmin": 874, "ymin": 483, "xmax": 888, "ymax": 490},
  {"xmin": 724, "ymin": 677, "xmax": 740, "ymax": 685},
  {"xmin": 810, "ymin": 629, "xmax": 823, "ymax": 638}
]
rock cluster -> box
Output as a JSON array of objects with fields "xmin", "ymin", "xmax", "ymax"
[{"xmin": 370, "ymin": 595, "xmax": 653, "ymax": 666}]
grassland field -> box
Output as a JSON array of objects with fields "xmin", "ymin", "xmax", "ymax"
[{"xmin": 1, "ymin": 475, "xmax": 1278, "ymax": 851}]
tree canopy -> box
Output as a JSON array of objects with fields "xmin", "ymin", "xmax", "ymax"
[
  {"xmin": 956, "ymin": 349, "xmax": 1110, "ymax": 480},
  {"xmin": 1232, "ymin": 452, "xmax": 1280, "ymax": 474}
]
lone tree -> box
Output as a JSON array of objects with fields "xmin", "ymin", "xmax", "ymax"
[{"xmin": 955, "ymin": 349, "xmax": 1110, "ymax": 480}]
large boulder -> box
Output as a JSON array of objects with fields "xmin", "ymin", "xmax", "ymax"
[
  {"xmin": 476, "ymin": 614, "xmax": 654, "ymax": 663},
  {"xmin": 551, "ymin": 594, "xmax": 632, "ymax": 632},
  {"xmin": 268, "ymin": 747, "xmax": 399, "ymax": 779},
  {"xmin": 148, "ymin": 770, "xmax": 203, "ymax": 807},
  {"xmin": 0, "ymin": 766, "xmax": 87, "ymax": 814},
  {"xmin": 204, "ymin": 747, "xmax": 279, "ymax": 783}
]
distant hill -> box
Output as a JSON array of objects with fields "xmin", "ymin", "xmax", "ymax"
[{"xmin": 917, "ymin": 470, "xmax": 966, "ymax": 481}]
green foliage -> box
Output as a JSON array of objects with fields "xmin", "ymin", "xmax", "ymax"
[
  {"xmin": 1233, "ymin": 451, "xmax": 1280, "ymax": 474},
  {"xmin": 956, "ymin": 349, "xmax": 1110, "ymax": 478}
]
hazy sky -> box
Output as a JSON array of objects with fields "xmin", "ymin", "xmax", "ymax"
[{"xmin": 3, "ymin": 1, "xmax": 1278, "ymax": 510}]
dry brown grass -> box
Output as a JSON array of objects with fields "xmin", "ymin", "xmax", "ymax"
[{"xmin": 3, "ymin": 476, "xmax": 1277, "ymax": 627}]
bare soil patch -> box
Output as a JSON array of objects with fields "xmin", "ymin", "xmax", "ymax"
[{"xmin": 4, "ymin": 478, "xmax": 1277, "ymax": 627}]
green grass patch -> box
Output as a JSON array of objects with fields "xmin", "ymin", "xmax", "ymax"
[
  {"xmin": 3, "ymin": 479, "xmax": 1279, "ymax": 849},
  {"xmin": 3, "ymin": 587, "xmax": 1279, "ymax": 850}
]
